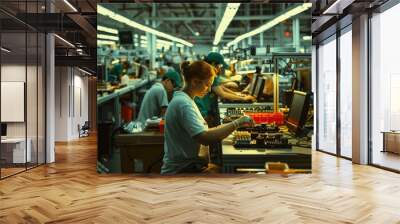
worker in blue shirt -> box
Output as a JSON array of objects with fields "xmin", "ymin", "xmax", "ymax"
[
  {"xmin": 137, "ymin": 70, "xmax": 182, "ymax": 125},
  {"xmin": 162, "ymin": 61, "xmax": 254, "ymax": 174}
]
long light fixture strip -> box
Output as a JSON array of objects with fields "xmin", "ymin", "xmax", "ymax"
[
  {"xmin": 227, "ymin": 3, "xmax": 312, "ymax": 47},
  {"xmin": 97, "ymin": 34, "xmax": 119, "ymax": 41},
  {"xmin": 1, "ymin": 47, "xmax": 11, "ymax": 53},
  {"xmin": 97, "ymin": 25, "xmax": 118, "ymax": 34},
  {"xmin": 97, "ymin": 5, "xmax": 193, "ymax": 47},
  {"xmin": 54, "ymin": 34, "xmax": 75, "ymax": 48},
  {"xmin": 213, "ymin": 3, "xmax": 240, "ymax": 45},
  {"xmin": 63, "ymin": 0, "xmax": 78, "ymax": 12}
]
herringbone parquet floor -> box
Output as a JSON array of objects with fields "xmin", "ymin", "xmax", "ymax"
[{"xmin": 1, "ymin": 134, "xmax": 400, "ymax": 224}]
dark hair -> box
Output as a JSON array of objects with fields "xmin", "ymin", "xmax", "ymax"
[
  {"xmin": 256, "ymin": 66, "xmax": 262, "ymax": 74},
  {"xmin": 162, "ymin": 76, "xmax": 175, "ymax": 87},
  {"xmin": 180, "ymin": 61, "xmax": 216, "ymax": 83}
]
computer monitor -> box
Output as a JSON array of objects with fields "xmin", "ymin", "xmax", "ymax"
[
  {"xmin": 1, "ymin": 123, "xmax": 7, "ymax": 138},
  {"xmin": 282, "ymin": 90, "xmax": 293, "ymax": 107},
  {"xmin": 249, "ymin": 73, "xmax": 259, "ymax": 96},
  {"xmin": 286, "ymin": 90, "xmax": 310, "ymax": 135},
  {"xmin": 252, "ymin": 77, "xmax": 266, "ymax": 100},
  {"xmin": 97, "ymin": 64, "xmax": 105, "ymax": 81},
  {"xmin": 118, "ymin": 31, "xmax": 133, "ymax": 45}
]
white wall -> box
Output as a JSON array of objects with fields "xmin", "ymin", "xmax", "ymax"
[
  {"xmin": 1, "ymin": 65, "xmax": 26, "ymax": 138},
  {"xmin": 55, "ymin": 67, "xmax": 69, "ymax": 141},
  {"xmin": 55, "ymin": 67, "xmax": 89, "ymax": 141},
  {"xmin": 1, "ymin": 64, "xmax": 45, "ymax": 164},
  {"xmin": 311, "ymin": 45, "xmax": 316, "ymax": 150},
  {"xmin": 71, "ymin": 72, "xmax": 89, "ymax": 139}
]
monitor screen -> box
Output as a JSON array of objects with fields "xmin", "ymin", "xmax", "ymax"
[
  {"xmin": 97, "ymin": 64, "xmax": 105, "ymax": 81},
  {"xmin": 118, "ymin": 31, "xmax": 132, "ymax": 45},
  {"xmin": 253, "ymin": 77, "xmax": 266, "ymax": 99},
  {"xmin": 249, "ymin": 73, "xmax": 259, "ymax": 96},
  {"xmin": 287, "ymin": 90, "xmax": 309, "ymax": 133},
  {"xmin": 1, "ymin": 123, "xmax": 7, "ymax": 137}
]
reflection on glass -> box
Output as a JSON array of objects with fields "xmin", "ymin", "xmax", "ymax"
[
  {"xmin": 38, "ymin": 33, "xmax": 46, "ymax": 165},
  {"xmin": 371, "ymin": 4, "xmax": 400, "ymax": 171},
  {"xmin": 317, "ymin": 37, "xmax": 337, "ymax": 154},
  {"xmin": 27, "ymin": 32, "xmax": 38, "ymax": 169},
  {"xmin": 1, "ymin": 31, "xmax": 27, "ymax": 177},
  {"xmin": 0, "ymin": 0, "xmax": 46, "ymax": 179},
  {"xmin": 340, "ymin": 29, "xmax": 352, "ymax": 158}
]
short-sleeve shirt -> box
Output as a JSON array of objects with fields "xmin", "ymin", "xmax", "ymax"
[
  {"xmin": 137, "ymin": 82, "xmax": 168, "ymax": 125},
  {"xmin": 161, "ymin": 91, "xmax": 208, "ymax": 174},
  {"xmin": 108, "ymin": 63, "xmax": 122, "ymax": 82},
  {"xmin": 194, "ymin": 76, "xmax": 222, "ymax": 117}
]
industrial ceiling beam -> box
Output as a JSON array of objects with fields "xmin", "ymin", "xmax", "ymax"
[
  {"xmin": 139, "ymin": 15, "xmax": 309, "ymax": 21},
  {"xmin": 67, "ymin": 14, "xmax": 96, "ymax": 46}
]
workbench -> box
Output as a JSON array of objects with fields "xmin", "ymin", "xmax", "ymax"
[{"xmin": 221, "ymin": 135, "xmax": 311, "ymax": 173}]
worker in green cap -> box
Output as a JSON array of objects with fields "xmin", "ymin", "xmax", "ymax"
[
  {"xmin": 137, "ymin": 70, "xmax": 183, "ymax": 125},
  {"xmin": 195, "ymin": 52, "xmax": 255, "ymax": 125}
]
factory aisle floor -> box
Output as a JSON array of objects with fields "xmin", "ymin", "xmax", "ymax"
[{"xmin": 0, "ymin": 135, "xmax": 400, "ymax": 223}]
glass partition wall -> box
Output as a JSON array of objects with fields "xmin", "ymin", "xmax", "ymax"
[
  {"xmin": 316, "ymin": 0, "xmax": 400, "ymax": 172},
  {"xmin": 0, "ymin": 1, "xmax": 46, "ymax": 179},
  {"xmin": 316, "ymin": 35, "xmax": 337, "ymax": 155},
  {"xmin": 370, "ymin": 3, "xmax": 400, "ymax": 171},
  {"xmin": 339, "ymin": 26, "xmax": 352, "ymax": 159},
  {"xmin": 316, "ymin": 25, "xmax": 353, "ymax": 159}
]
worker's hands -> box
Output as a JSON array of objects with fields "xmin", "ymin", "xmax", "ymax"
[
  {"xmin": 202, "ymin": 163, "xmax": 221, "ymax": 173},
  {"xmin": 233, "ymin": 115, "xmax": 255, "ymax": 128},
  {"xmin": 243, "ymin": 95, "xmax": 256, "ymax": 102}
]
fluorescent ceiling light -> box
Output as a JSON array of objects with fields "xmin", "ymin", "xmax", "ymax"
[
  {"xmin": 323, "ymin": 0, "xmax": 342, "ymax": 14},
  {"xmin": 213, "ymin": 3, "xmax": 240, "ymax": 45},
  {"xmin": 1, "ymin": 47, "xmax": 11, "ymax": 53},
  {"xmin": 97, "ymin": 5, "xmax": 193, "ymax": 47},
  {"xmin": 236, "ymin": 70, "xmax": 256, "ymax": 75},
  {"xmin": 97, "ymin": 25, "xmax": 118, "ymax": 35},
  {"xmin": 157, "ymin": 39, "xmax": 172, "ymax": 45},
  {"xmin": 78, "ymin": 67, "xmax": 92, "ymax": 76},
  {"xmin": 54, "ymin": 34, "xmax": 75, "ymax": 48},
  {"xmin": 241, "ymin": 58, "xmax": 253, "ymax": 63},
  {"xmin": 302, "ymin": 36, "xmax": 312, "ymax": 40},
  {"xmin": 140, "ymin": 35, "xmax": 147, "ymax": 40},
  {"xmin": 63, "ymin": 0, "xmax": 78, "ymax": 12},
  {"xmin": 156, "ymin": 43, "xmax": 170, "ymax": 49},
  {"xmin": 220, "ymin": 49, "xmax": 229, "ymax": 54},
  {"xmin": 97, "ymin": 40, "xmax": 116, "ymax": 45},
  {"xmin": 230, "ymin": 59, "xmax": 238, "ymax": 64},
  {"xmin": 97, "ymin": 34, "xmax": 119, "ymax": 41},
  {"xmin": 227, "ymin": 3, "xmax": 312, "ymax": 47},
  {"xmin": 323, "ymin": 0, "xmax": 354, "ymax": 15}
]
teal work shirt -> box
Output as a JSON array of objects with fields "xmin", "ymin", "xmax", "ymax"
[
  {"xmin": 108, "ymin": 63, "xmax": 122, "ymax": 82},
  {"xmin": 161, "ymin": 91, "xmax": 208, "ymax": 174},
  {"xmin": 194, "ymin": 76, "xmax": 222, "ymax": 117},
  {"xmin": 137, "ymin": 82, "xmax": 168, "ymax": 125}
]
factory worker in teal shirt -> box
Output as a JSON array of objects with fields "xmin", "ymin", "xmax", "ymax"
[{"xmin": 162, "ymin": 61, "xmax": 254, "ymax": 174}]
